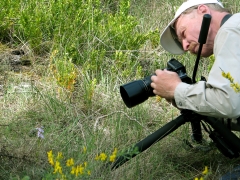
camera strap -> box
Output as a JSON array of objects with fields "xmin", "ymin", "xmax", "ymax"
[{"xmin": 220, "ymin": 14, "xmax": 232, "ymax": 27}]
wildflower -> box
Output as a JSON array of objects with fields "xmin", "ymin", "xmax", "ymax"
[
  {"xmin": 70, "ymin": 164, "xmax": 85, "ymax": 177},
  {"xmin": 112, "ymin": 148, "xmax": 117, "ymax": 155},
  {"xmin": 47, "ymin": 150, "xmax": 54, "ymax": 166},
  {"xmin": 87, "ymin": 170, "xmax": 91, "ymax": 175},
  {"xmin": 230, "ymin": 83, "xmax": 240, "ymax": 93},
  {"xmin": 109, "ymin": 154, "xmax": 116, "ymax": 162},
  {"xmin": 71, "ymin": 164, "xmax": 85, "ymax": 177},
  {"xmin": 36, "ymin": 126, "xmax": 44, "ymax": 139},
  {"xmin": 95, "ymin": 153, "xmax": 107, "ymax": 161},
  {"xmin": 202, "ymin": 166, "xmax": 208, "ymax": 175},
  {"xmin": 76, "ymin": 164, "xmax": 84, "ymax": 175},
  {"xmin": 109, "ymin": 148, "xmax": 118, "ymax": 162},
  {"xmin": 221, "ymin": 70, "xmax": 240, "ymax": 93},
  {"xmin": 222, "ymin": 71, "xmax": 234, "ymax": 82},
  {"xmin": 66, "ymin": 158, "xmax": 74, "ymax": 167},
  {"xmin": 56, "ymin": 152, "xmax": 63, "ymax": 160},
  {"xmin": 156, "ymin": 95, "xmax": 162, "ymax": 102},
  {"xmin": 70, "ymin": 166, "xmax": 76, "ymax": 175},
  {"xmin": 53, "ymin": 160, "xmax": 63, "ymax": 174},
  {"xmin": 194, "ymin": 177, "xmax": 204, "ymax": 180}
]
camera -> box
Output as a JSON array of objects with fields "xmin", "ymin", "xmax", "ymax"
[{"xmin": 120, "ymin": 58, "xmax": 192, "ymax": 108}]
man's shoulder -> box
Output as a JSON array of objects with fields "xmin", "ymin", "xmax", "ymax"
[
  {"xmin": 230, "ymin": 13, "xmax": 240, "ymax": 22},
  {"xmin": 222, "ymin": 13, "xmax": 240, "ymax": 28},
  {"xmin": 216, "ymin": 13, "xmax": 240, "ymax": 40}
]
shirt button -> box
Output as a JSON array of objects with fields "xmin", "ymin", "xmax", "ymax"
[{"xmin": 179, "ymin": 102, "xmax": 182, "ymax": 106}]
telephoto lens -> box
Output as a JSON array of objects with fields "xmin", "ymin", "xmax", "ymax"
[{"xmin": 120, "ymin": 75, "xmax": 155, "ymax": 108}]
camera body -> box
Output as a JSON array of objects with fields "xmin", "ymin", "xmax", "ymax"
[{"xmin": 120, "ymin": 58, "xmax": 192, "ymax": 108}]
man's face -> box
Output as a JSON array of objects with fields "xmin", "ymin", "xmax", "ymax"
[{"xmin": 174, "ymin": 11, "xmax": 214, "ymax": 57}]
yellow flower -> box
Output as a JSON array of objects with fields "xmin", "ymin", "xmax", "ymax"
[
  {"xmin": 77, "ymin": 164, "xmax": 84, "ymax": 175},
  {"xmin": 222, "ymin": 72, "xmax": 233, "ymax": 83},
  {"xmin": 230, "ymin": 82, "xmax": 240, "ymax": 93},
  {"xmin": 109, "ymin": 154, "xmax": 116, "ymax": 162},
  {"xmin": 47, "ymin": 150, "xmax": 53, "ymax": 158},
  {"xmin": 99, "ymin": 153, "xmax": 107, "ymax": 161},
  {"xmin": 66, "ymin": 158, "xmax": 74, "ymax": 167},
  {"xmin": 53, "ymin": 160, "xmax": 63, "ymax": 174},
  {"xmin": 57, "ymin": 152, "xmax": 63, "ymax": 160},
  {"xmin": 195, "ymin": 177, "xmax": 204, "ymax": 180},
  {"xmin": 156, "ymin": 95, "xmax": 162, "ymax": 102},
  {"xmin": 109, "ymin": 148, "xmax": 117, "ymax": 162},
  {"xmin": 112, "ymin": 148, "xmax": 117, "ymax": 155},
  {"xmin": 87, "ymin": 170, "xmax": 91, "ymax": 176},
  {"xmin": 71, "ymin": 166, "xmax": 76, "ymax": 175},
  {"xmin": 48, "ymin": 158, "xmax": 54, "ymax": 166},
  {"xmin": 202, "ymin": 166, "xmax": 208, "ymax": 175},
  {"xmin": 71, "ymin": 164, "xmax": 85, "ymax": 177},
  {"xmin": 95, "ymin": 153, "xmax": 107, "ymax": 161},
  {"xmin": 222, "ymin": 71, "xmax": 240, "ymax": 93},
  {"xmin": 47, "ymin": 150, "xmax": 54, "ymax": 166}
]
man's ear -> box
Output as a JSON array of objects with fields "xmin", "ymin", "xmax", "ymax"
[{"xmin": 197, "ymin": 4, "xmax": 210, "ymax": 14}]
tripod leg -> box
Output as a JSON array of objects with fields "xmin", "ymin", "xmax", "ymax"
[
  {"xmin": 111, "ymin": 114, "xmax": 187, "ymax": 170},
  {"xmin": 191, "ymin": 120, "xmax": 203, "ymax": 143},
  {"xmin": 181, "ymin": 110, "xmax": 203, "ymax": 143}
]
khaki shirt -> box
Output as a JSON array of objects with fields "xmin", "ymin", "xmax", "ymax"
[{"xmin": 174, "ymin": 13, "xmax": 240, "ymax": 119}]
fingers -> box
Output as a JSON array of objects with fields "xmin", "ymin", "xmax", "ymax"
[
  {"xmin": 150, "ymin": 69, "xmax": 180, "ymax": 99},
  {"xmin": 150, "ymin": 69, "xmax": 163, "ymax": 82},
  {"xmin": 150, "ymin": 73, "xmax": 159, "ymax": 91},
  {"xmin": 155, "ymin": 69, "xmax": 164, "ymax": 76}
]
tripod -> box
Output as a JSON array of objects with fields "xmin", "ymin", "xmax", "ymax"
[{"xmin": 111, "ymin": 110, "xmax": 240, "ymax": 170}]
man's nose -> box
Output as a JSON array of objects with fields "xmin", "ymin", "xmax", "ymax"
[{"xmin": 182, "ymin": 39, "xmax": 189, "ymax": 51}]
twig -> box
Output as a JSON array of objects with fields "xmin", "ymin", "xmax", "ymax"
[
  {"xmin": 77, "ymin": 121, "xmax": 87, "ymax": 146},
  {"xmin": 93, "ymin": 111, "xmax": 149, "ymax": 133}
]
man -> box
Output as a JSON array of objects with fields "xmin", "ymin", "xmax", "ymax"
[
  {"xmin": 150, "ymin": 0, "xmax": 240, "ymax": 179},
  {"xmin": 151, "ymin": 0, "xmax": 240, "ymax": 119}
]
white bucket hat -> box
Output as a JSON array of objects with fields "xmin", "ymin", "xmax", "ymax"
[{"xmin": 160, "ymin": 0, "xmax": 224, "ymax": 54}]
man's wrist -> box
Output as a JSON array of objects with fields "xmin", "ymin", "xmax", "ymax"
[{"xmin": 174, "ymin": 82, "xmax": 191, "ymax": 108}]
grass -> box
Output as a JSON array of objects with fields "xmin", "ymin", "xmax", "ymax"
[{"xmin": 0, "ymin": 0, "xmax": 240, "ymax": 179}]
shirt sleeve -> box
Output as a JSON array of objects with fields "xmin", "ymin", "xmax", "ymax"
[{"xmin": 174, "ymin": 19, "xmax": 240, "ymax": 119}]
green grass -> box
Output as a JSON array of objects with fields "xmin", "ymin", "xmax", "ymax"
[{"xmin": 0, "ymin": 0, "xmax": 240, "ymax": 179}]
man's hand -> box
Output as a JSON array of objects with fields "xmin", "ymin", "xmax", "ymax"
[{"xmin": 151, "ymin": 69, "xmax": 181, "ymax": 99}]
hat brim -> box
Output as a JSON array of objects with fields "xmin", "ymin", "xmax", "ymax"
[
  {"xmin": 160, "ymin": 17, "xmax": 185, "ymax": 55},
  {"xmin": 160, "ymin": 0, "xmax": 224, "ymax": 55}
]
